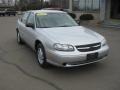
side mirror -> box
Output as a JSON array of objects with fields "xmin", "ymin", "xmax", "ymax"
[
  {"xmin": 76, "ymin": 20, "xmax": 80, "ymax": 25},
  {"xmin": 26, "ymin": 23, "xmax": 35, "ymax": 29}
]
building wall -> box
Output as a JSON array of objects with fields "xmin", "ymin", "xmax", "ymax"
[
  {"xmin": 72, "ymin": 0, "xmax": 100, "ymax": 12},
  {"xmin": 102, "ymin": 0, "xmax": 120, "ymax": 27},
  {"xmin": 49, "ymin": 0, "xmax": 101, "ymax": 24},
  {"xmin": 49, "ymin": 0, "xmax": 120, "ymax": 26},
  {"xmin": 71, "ymin": 0, "xmax": 101, "ymax": 24},
  {"xmin": 99, "ymin": 0, "xmax": 106, "ymax": 21}
]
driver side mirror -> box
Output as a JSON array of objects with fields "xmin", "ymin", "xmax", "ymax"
[
  {"xmin": 26, "ymin": 23, "xmax": 35, "ymax": 29},
  {"xmin": 76, "ymin": 20, "xmax": 80, "ymax": 25}
]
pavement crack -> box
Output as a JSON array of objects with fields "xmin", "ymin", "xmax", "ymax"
[{"xmin": 0, "ymin": 58, "xmax": 62, "ymax": 90}]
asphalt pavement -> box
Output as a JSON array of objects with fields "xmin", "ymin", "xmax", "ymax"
[{"xmin": 0, "ymin": 16, "xmax": 120, "ymax": 90}]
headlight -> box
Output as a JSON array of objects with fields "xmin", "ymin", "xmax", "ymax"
[
  {"xmin": 101, "ymin": 39, "xmax": 107, "ymax": 47},
  {"xmin": 54, "ymin": 43, "xmax": 74, "ymax": 51}
]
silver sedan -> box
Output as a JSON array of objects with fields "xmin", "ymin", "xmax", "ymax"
[{"xmin": 16, "ymin": 10, "xmax": 109, "ymax": 68}]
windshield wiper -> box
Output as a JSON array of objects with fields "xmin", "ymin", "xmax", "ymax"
[
  {"xmin": 58, "ymin": 25, "xmax": 78, "ymax": 27},
  {"xmin": 39, "ymin": 26, "xmax": 51, "ymax": 28},
  {"xmin": 58, "ymin": 25, "xmax": 70, "ymax": 27}
]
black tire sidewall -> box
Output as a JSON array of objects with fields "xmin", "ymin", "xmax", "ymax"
[
  {"xmin": 17, "ymin": 31, "xmax": 23, "ymax": 44},
  {"xmin": 36, "ymin": 43, "xmax": 47, "ymax": 68}
]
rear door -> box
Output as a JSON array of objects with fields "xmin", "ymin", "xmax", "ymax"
[{"xmin": 18, "ymin": 12, "xmax": 30, "ymax": 41}]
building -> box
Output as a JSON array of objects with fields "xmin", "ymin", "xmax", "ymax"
[
  {"xmin": 49, "ymin": 0, "xmax": 120, "ymax": 27},
  {"xmin": 100, "ymin": 0, "xmax": 120, "ymax": 27}
]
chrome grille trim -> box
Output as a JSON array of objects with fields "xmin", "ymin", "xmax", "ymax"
[{"xmin": 76, "ymin": 42, "xmax": 101, "ymax": 52}]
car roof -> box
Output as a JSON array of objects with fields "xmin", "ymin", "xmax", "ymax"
[{"xmin": 26, "ymin": 10, "xmax": 66, "ymax": 14}]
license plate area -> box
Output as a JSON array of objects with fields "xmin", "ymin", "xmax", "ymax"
[{"xmin": 87, "ymin": 52, "xmax": 98, "ymax": 61}]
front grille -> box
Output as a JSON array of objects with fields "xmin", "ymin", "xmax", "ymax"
[{"xmin": 76, "ymin": 42, "xmax": 101, "ymax": 52}]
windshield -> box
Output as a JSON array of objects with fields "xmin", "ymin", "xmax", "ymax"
[{"xmin": 35, "ymin": 12, "xmax": 78, "ymax": 28}]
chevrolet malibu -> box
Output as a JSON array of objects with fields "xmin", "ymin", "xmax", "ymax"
[{"xmin": 16, "ymin": 10, "xmax": 109, "ymax": 68}]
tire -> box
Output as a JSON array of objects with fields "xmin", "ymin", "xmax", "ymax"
[
  {"xmin": 36, "ymin": 43, "xmax": 48, "ymax": 68},
  {"xmin": 17, "ymin": 31, "xmax": 23, "ymax": 44}
]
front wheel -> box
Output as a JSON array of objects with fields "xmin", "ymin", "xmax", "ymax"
[{"xmin": 36, "ymin": 43, "xmax": 48, "ymax": 68}]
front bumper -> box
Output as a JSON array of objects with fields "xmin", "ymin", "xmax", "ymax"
[{"xmin": 46, "ymin": 45, "xmax": 109, "ymax": 67}]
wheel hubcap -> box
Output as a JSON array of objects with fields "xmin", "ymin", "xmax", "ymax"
[{"xmin": 37, "ymin": 48, "xmax": 44, "ymax": 64}]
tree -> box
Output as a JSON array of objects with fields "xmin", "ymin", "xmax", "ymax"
[
  {"xmin": 17, "ymin": 0, "xmax": 44, "ymax": 11},
  {"xmin": 18, "ymin": 0, "xmax": 29, "ymax": 10}
]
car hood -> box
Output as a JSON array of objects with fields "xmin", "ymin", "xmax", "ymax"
[{"xmin": 37, "ymin": 26, "xmax": 104, "ymax": 45}]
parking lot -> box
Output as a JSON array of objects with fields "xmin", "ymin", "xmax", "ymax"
[{"xmin": 0, "ymin": 16, "xmax": 120, "ymax": 90}]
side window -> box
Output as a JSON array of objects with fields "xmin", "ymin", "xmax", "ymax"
[
  {"xmin": 21, "ymin": 12, "xmax": 30, "ymax": 24},
  {"xmin": 26, "ymin": 13, "xmax": 34, "ymax": 25}
]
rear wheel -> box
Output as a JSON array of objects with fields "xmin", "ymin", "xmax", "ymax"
[
  {"xmin": 17, "ymin": 31, "xmax": 23, "ymax": 44},
  {"xmin": 36, "ymin": 43, "xmax": 48, "ymax": 68}
]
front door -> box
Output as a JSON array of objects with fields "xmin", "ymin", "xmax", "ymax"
[{"xmin": 25, "ymin": 13, "xmax": 36, "ymax": 49}]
